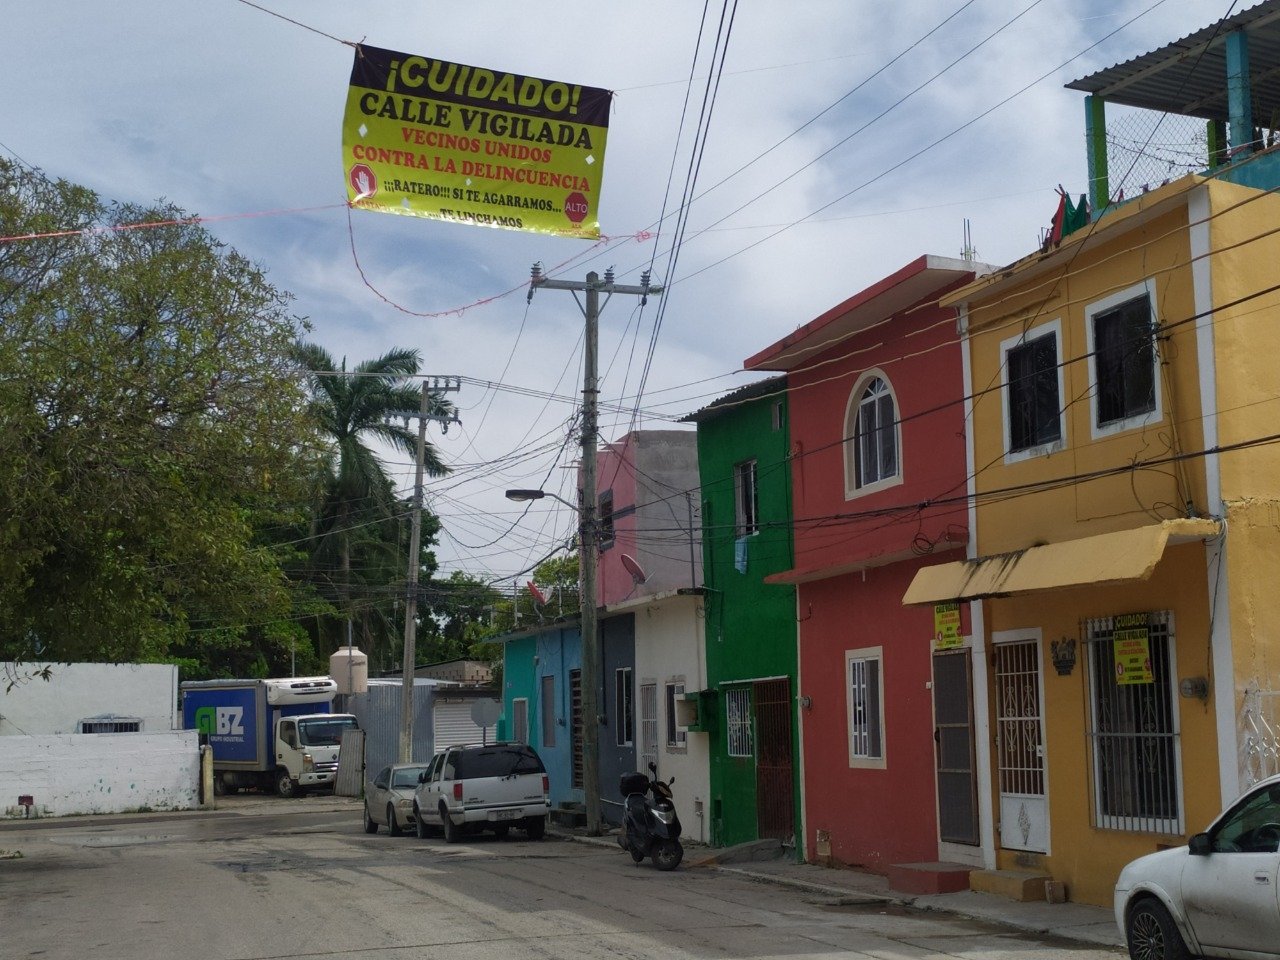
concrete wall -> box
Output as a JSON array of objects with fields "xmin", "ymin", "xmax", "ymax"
[
  {"xmin": 0, "ymin": 731, "xmax": 200, "ymax": 818},
  {"xmin": 0, "ymin": 662, "xmax": 178, "ymax": 735}
]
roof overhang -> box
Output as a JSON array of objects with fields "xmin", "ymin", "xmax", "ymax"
[
  {"xmin": 744, "ymin": 255, "xmax": 993, "ymax": 372},
  {"xmin": 765, "ymin": 535, "xmax": 968, "ymax": 586},
  {"xmin": 901, "ymin": 518, "xmax": 1222, "ymax": 605},
  {"xmin": 1065, "ymin": 0, "xmax": 1280, "ymax": 126}
]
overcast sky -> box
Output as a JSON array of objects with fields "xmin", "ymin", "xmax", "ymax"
[{"xmin": 2, "ymin": 0, "xmax": 1237, "ymax": 584}]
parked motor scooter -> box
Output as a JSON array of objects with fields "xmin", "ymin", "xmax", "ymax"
[{"xmin": 618, "ymin": 761, "xmax": 684, "ymax": 871}]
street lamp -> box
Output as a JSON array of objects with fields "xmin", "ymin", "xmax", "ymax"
[{"xmin": 505, "ymin": 486, "xmax": 603, "ymax": 836}]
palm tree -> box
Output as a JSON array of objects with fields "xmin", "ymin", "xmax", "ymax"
[{"xmin": 293, "ymin": 342, "xmax": 452, "ymax": 658}]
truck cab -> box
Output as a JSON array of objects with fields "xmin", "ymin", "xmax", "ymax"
[{"xmin": 275, "ymin": 713, "xmax": 359, "ymax": 796}]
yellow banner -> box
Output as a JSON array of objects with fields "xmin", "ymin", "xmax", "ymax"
[
  {"xmin": 1113, "ymin": 613, "xmax": 1154, "ymax": 685},
  {"xmin": 342, "ymin": 45, "xmax": 611, "ymax": 238},
  {"xmin": 934, "ymin": 602, "xmax": 963, "ymax": 650}
]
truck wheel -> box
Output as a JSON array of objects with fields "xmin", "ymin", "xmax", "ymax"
[
  {"xmin": 525, "ymin": 816, "xmax": 546, "ymax": 840},
  {"xmin": 387, "ymin": 804, "xmax": 402, "ymax": 836},
  {"xmin": 441, "ymin": 804, "xmax": 461, "ymax": 843},
  {"xmin": 363, "ymin": 804, "xmax": 379, "ymax": 834},
  {"xmin": 414, "ymin": 805, "xmax": 430, "ymax": 839},
  {"xmin": 213, "ymin": 776, "xmax": 227, "ymax": 797},
  {"xmin": 275, "ymin": 769, "xmax": 298, "ymax": 798}
]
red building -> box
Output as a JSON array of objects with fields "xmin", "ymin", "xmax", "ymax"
[{"xmin": 745, "ymin": 255, "xmax": 990, "ymax": 891}]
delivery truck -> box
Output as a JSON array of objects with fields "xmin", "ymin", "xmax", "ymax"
[{"xmin": 181, "ymin": 676, "xmax": 359, "ymax": 797}]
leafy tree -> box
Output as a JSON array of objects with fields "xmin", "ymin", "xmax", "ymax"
[
  {"xmin": 0, "ymin": 158, "xmax": 319, "ymax": 664},
  {"xmin": 293, "ymin": 343, "xmax": 453, "ymax": 663}
]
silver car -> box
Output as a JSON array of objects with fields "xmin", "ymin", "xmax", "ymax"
[
  {"xmin": 1115, "ymin": 773, "xmax": 1280, "ymax": 960},
  {"xmin": 363, "ymin": 763, "xmax": 430, "ymax": 836}
]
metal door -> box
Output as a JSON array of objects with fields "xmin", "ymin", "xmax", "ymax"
[
  {"xmin": 933, "ymin": 652, "xmax": 979, "ymax": 844},
  {"xmin": 570, "ymin": 669, "xmax": 583, "ymax": 789},
  {"xmin": 754, "ymin": 679, "xmax": 795, "ymax": 840},
  {"xmin": 639, "ymin": 682, "xmax": 658, "ymax": 773},
  {"xmin": 994, "ymin": 640, "xmax": 1047, "ymax": 852}
]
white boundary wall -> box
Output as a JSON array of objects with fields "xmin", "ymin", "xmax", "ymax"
[
  {"xmin": 0, "ymin": 662, "xmax": 179, "ymax": 734},
  {"xmin": 0, "ymin": 731, "xmax": 200, "ymax": 818}
]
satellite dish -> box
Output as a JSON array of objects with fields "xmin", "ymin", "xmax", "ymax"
[
  {"xmin": 526, "ymin": 580, "xmax": 548, "ymax": 606},
  {"xmin": 620, "ymin": 552, "xmax": 649, "ymax": 585}
]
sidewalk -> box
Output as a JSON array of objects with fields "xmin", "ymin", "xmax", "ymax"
[{"xmin": 550, "ymin": 828, "xmax": 1122, "ymax": 950}]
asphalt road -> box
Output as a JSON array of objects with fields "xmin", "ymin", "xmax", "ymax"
[{"xmin": 0, "ymin": 797, "xmax": 1121, "ymax": 960}]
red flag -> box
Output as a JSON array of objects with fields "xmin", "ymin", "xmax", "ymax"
[{"xmin": 1047, "ymin": 189, "xmax": 1067, "ymax": 248}]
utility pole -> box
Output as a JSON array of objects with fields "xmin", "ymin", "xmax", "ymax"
[
  {"xmin": 395, "ymin": 376, "xmax": 461, "ymax": 764},
  {"xmin": 528, "ymin": 264, "xmax": 662, "ymax": 836}
]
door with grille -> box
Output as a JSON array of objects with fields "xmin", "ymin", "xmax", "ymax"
[
  {"xmin": 994, "ymin": 639, "xmax": 1047, "ymax": 852},
  {"xmin": 754, "ymin": 679, "xmax": 795, "ymax": 840},
  {"xmin": 639, "ymin": 682, "xmax": 658, "ymax": 774},
  {"xmin": 933, "ymin": 652, "xmax": 979, "ymax": 844},
  {"xmin": 570, "ymin": 669, "xmax": 583, "ymax": 789}
]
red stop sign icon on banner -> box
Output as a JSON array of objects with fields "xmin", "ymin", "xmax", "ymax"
[
  {"xmin": 564, "ymin": 192, "xmax": 589, "ymax": 224},
  {"xmin": 349, "ymin": 163, "xmax": 378, "ymax": 199}
]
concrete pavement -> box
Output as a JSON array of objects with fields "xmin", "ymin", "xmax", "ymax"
[
  {"xmin": 2, "ymin": 794, "xmax": 1124, "ymax": 952},
  {"xmin": 551, "ymin": 827, "xmax": 1124, "ymax": 950}
]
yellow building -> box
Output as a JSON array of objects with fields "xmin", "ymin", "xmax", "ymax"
[{"xmin": 905, "ymin": 5, "xmax": 1280, "ymax": 905}]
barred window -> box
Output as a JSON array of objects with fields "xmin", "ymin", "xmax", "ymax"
[
  {"xmin": 1086, "ymin": 611, "xmax": 1182, "ymax": 834},
  {"xmin": 79, "ymin": 716, "xmax": 141, "ymax": 734},
  {"xmin": 725, "ymin": 687, "xmax": 753, "ymax": 758},
  {"xmin": 846, "ymin": 647, "xmax": 885, "ymax": 766}
]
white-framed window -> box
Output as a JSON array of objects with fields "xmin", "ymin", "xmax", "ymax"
[
  {"xmin": 615, "ymin": 667, "xmax": 634, "ymax": 747},
  {"xmin": 846, "ymin": 647, "xmax": 885, "ymax": 768},
  {"xmin": 844, "ymin": 371, "xmax": 901, "ymax": 497},
  {"xmin": 734, "ymin": 460, "xmax": 759, "ymax": 537},
  {"xmin": 512, "ymin": 698, "xmax": 529, "ymax": 744},
  {"xmin": 1086, "ymin": 280, "xmax": 1161, "ymax": 439},
  {"xmin": 540, "ymin": 675, "xmax": 556, "ymax": 748},
  {"xmin": 1001, "ymin": 320, "xmax": 1066, "ymax": 462},
  {"xmin": 725, "ymin": 687, "xmax": 753, "ymax": 758},
  {"xmin": 1085, "ymin": 611, "xmax": 1183, "ymax": 834},
  {"xmin": 665, "ymin": 679, "xmax": 687, "ymax": 748}
]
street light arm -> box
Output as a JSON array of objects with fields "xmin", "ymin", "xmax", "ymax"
[{"xmin": 505, "ymin": 489, "xmax": 580, "ymax": 513}]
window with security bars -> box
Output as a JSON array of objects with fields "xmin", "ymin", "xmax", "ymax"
[
  {"xmin": 725, "ymin": 687, "xmax": 753, "ymax": 757},
  {"xmin": 79, "ymin": 717, "xmax": 141, "ymax": 733},
  {"xmin": 846, "ymin": 648, "xmax": 884, "ymax": 765},
  {"xmin": 1093, "ymin": 295, "xmax": 1156, "ymax": 426},
  {"xmin": 1086, "ymin": 611, "xmax": 1182, "ymax": 834},
  {"xmin": 1006, "ymin": 328, "xmax": 1062, "ymax": 452}
]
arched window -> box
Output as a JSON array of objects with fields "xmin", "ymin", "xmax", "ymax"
[{"xmin": 848, "ymin": 375, "xmax": 899, "ymax": 492}]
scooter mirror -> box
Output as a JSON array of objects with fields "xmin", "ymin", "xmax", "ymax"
[{"xmin": 648, "ymin": 761, "xmax": 657, "ymax": 774}]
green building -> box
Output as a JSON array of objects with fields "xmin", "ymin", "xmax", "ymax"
[{"xmin": 683, "ymin": 376, "xmax": 800, "ymax": 849}]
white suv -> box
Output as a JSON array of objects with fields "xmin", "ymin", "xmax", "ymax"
[{"xmin": 412, "ymin": 742, "xmax": 550, "ymax": 842}]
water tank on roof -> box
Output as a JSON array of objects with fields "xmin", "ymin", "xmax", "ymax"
[{"xmin": 330, "ymin": 647, "xmax": 368, "ymax": 695}]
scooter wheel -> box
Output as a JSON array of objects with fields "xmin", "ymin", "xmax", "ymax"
[
  {"xmin": 630, "ymin": 846, "xmax": 645, "ymax": 863},
  {"xmin": 653, "ymin": 839, "xmax": 683, "ymax": 871}
]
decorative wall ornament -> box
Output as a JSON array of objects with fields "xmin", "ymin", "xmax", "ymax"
[{"xmin": 1050, "ymin": 637, "xmax": 1077, "ymax": 676}]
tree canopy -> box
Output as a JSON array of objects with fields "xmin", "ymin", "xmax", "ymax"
[{"xmin": 0, "ymin": 158, "xmax": 319, "ymax": 664}]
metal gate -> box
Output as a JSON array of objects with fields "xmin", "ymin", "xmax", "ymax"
[
  {"xmin": 639, "ymin": 682, "xmax": 658, "ymax": 773},
  {"xmin": 994, "ymin": 640, "xmax": 1047, "ymax": 852},
  {"xmin": 754, "ymin": 678, "xmax": 795, "ymax": 841},
  {"xmin": 570, "ymin": 669, "xmax": 583, "ymax": 789},
  {"xmin": 933, "ymin": 652, "xmax": 979, "ymax": 844}
]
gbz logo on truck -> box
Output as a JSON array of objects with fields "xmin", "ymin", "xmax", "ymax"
[{"xmin": 194, "ymin": 706, "xmax": 245, "ymax": 736}]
